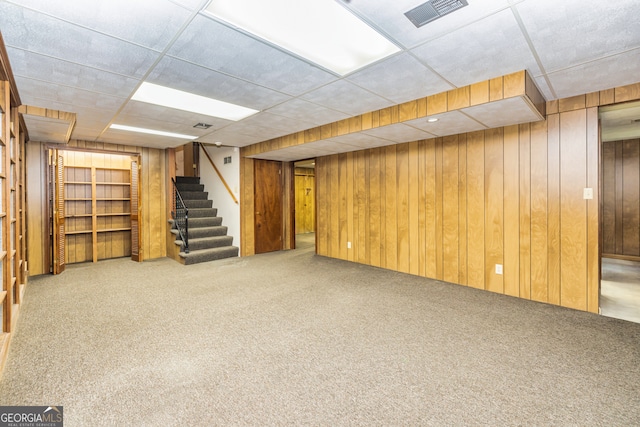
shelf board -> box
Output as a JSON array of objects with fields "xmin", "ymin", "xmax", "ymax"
[
  {"xmin": 65, "ymin": 230, "xmax": 92, "ymax": 235},
  {"xmin": 97, "ymin": 198, "xmax": 130, "ymax": 201},
  {"xmin": 0, "ymin": 291, "xmax": 6, "ymax": 304},
  {"xmin": 97, "ymin": 227, "xmax": 132, "ymax": 233},
  {"xmin": 65, "ymin": 214, "xmax": 92, "ymax": 218},
  {"xmin": 96, "ymin": 213, "xmax": 131, "ymax": 217},
  {"xmin": 0, "ymin": 250, "xmax": 6, "ymax": 260},
  {"xmin": 96, "ymin": 182, "xmax": 130, "ymax": 186},
  {"xmin": 66, "ymin": 198, "xmax": 92, "ymax": 201},
  {"xmin": 64, "ymin": 181, "xmax": 91, "ymax": 185}
]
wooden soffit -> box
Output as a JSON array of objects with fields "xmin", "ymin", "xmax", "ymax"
[
  {"xmin": 243, "ymin": 70, "xmax": 546, "ymax": 161},
  {"xmin": 18, "ymin": 105, "xmax": 76, "ymax": 144}
]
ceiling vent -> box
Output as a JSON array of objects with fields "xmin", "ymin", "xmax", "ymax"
[
  {"xmin": 404, "ymin": 0, "xmax": 468, "ymax": 28},
  {"xmin": 193, "ymin": 122, "xmax": 212, "ymax": 129}
]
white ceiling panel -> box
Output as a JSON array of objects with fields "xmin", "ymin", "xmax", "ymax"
[
  {"xmin": 406, "ymin": 110, "xmax": 487, "ymax": 136},
  {"xmin": 346, "ymin": 53, "xmax": 453, "ymax": 104},
  {"xmin": 101, "ymin": 129, "xmax": 186, "ymax": 149},
  {"xmin": 323, "ymin": 133, "xmax": 396, "ymax": 149},
  {"xmin": 169, "ymin": 0, "xmax": 205, "ymax": 11},
  {"xmin": 169, "ymin": 15, "xmax": 337, "ymax": 96},
  {"xmin": 23, "ymin": 116, "xmax": 70, "ymax": 143},
  {"xmin": 301, "ymin": 79, "xmax": 394, "ymax": 116},
  {"xmin": 265, "ymin": 99, "xmax": 351, "ymax": 127},
  {"xmin": 410, "ymin": 9, "xmax": 541, "ymax": 87},
  {"xmin": 147, "ymin": 57, "xmax": 291, "ymax": 111},
  {"xmin": 545, "ymin": 49, "xmax": 640, "ymax": 99},
  {"xmin": 361, "ymin": 123, "xmax": 436, "ymax": 143},
  {"xmin": 7, "ymin": 47, "xmax": 140, "ymax": 97},
  {"xmin": 5, "ymin": 0, "xmax": 193, "ymax": 51},
  {"xmin": 461, "ymin": 97, "xmax": 543, "ymax": 128},
  {"xmin": 120, "ymin": 101, "xmax": 231, "ymax": 131},
  {"xmin": 238, "ymin": 113, "xmax": 317, "ymax": 135},
  {"xmin": 0, "ymin": 3, "xmax": 160, "ymax": 78},
  {"xmin": 197, "ymin": 132, "xmax": 264, "ymax": 147},
  {"xmin": 345, "ymin": 0, "xmax": 513, "ymax": 49},
  {"xmin": 110, "ymin": 115, "xmax": 213, "ymax": 138},
  {"xmin": 516, "ymin": 0, "xmax": 640, "ymax": 73}
]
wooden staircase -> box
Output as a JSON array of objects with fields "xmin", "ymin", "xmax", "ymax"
[{"xmin": 169, "ymin": 176, "xmax": 238, "ymax": 265}]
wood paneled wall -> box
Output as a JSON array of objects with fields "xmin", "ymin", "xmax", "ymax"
[
  {"xmin": 315, "ymin": 110, "xmax": 600, "ymax": 313},
  {"xmin": 26, "ymin": 140, "xmax": 167, "ymax": 275},
  {"xmin": 602, "ymin": 139, "xmax": 640, "ymax": 259},
  {"xmin": 295, "ymin": 167, "xmax": 315, "ymax": 234}
]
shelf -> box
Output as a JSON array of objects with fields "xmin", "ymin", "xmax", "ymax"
[
  {"xmin": 96, "ymin": 213, "xmax": 131, "ymax": 217},
  {"xmin": 64, "ymin": 181, "xmax": 91, "ymax": 185},
  {"xmin": 0, "ymin": 291, "xmax": 6, "ymax": 304},
  {"xmin": 97, "ymin": 198, "xmax": 130, "ymax": 201},
  {"xmin": 96, "ymin": 182, "xmax": 130, "ymax": 186},
  {"xmin": 65, "ymin": 214, "xmax": 92, "ymax": 218},
  {"xmin": 97, "ymin": 227, "xmax": 131, "ymax": 233},
  {"xmin": 65, "ymin": 230, "xmax": 92, "ymax": 235},
  {"xmin": 66, "ymin": 198, "xmax": 92, "ymax": 201}
]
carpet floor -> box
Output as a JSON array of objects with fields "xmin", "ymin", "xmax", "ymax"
[{"xmin": 1, "ymin": 243, "xmax": 639, "ymax": 426}]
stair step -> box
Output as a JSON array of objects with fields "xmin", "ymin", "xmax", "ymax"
[
  {"xmin": 180, "ymin": 191, "xmax": 209, "ymax": 200},
  {"xmin": 187, "ymin": 226, "xmax": 228, "ymax": 239},
  {"xmin": 176, "ymin": 183, "xmax": 204, "ymax": 192},
  {"xmin": 189, "ymin": 216, "xmax": 223, "ymax": 228},
  {"xmin": 176, "ymin": 176, "xmax": 200, "ymax": 185},
  {"xmin": 184, "ymin": 199, "xmax": 213, "ymax": 209},
  {"xmin": 176, "ymin": 235, "xmax": 234, "ymax": 251},
  {"xmin": 187, "ymin": 207, "xmax": 217, "ymax": 218},
  {"xmin": 180, "ymin": 246, "xmax": 239, "ymax": 265}
]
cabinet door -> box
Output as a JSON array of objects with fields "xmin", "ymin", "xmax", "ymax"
[{"xmin": 52, "ymin": 152, "xmax": 65, "ymax": 274}]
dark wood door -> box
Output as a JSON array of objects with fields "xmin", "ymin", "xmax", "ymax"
[{"xmin": 254, "ymin": 159, "xmax": 283, "ymax": 254}]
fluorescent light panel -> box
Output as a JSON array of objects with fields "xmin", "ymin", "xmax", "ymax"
[
  {"xmin": 205, "ymin": 0, "xmax": 400, "ymax": 75},
  {"xmin": 132, "ymin": 82, "xmax": 259, "ymax": 121},
  {"xmin": 110, "ymin": 124, "xmax": 197, "ymax": 140}
]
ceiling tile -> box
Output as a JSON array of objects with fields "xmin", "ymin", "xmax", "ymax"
[
  {"xmin": 325, "ymin": 133, "xmax": 397, "ymax": 149},
  {"xmin": 347, "ymin": 53, "xmax": 453, "ymax": 104},
  {"xmin": 301, "ymin": 80, "xmax": 394, "ymax": 116},
  {"xmin": 405, "ymin": 110, "xmax": 486, "ymax": 136},
  {"xmin": 0, "ymin": 3, "xmax": 160, "ymax": 78},
  {"xmin": 111, "ymin": 114, "xmax": 211, "ymax": 137},
  {"xmin": 265, "ymin": 99, "xmax": 351, "ymax": 127},
  {"xmin": 346, "ymin": 0, "xmax": 512, "ymax": 49},
  {"xmin": 410, "ymin": 9, "xmax": 541, "ymax": 87},
  {"xmin": 148, "ymin": 57, "xmax": 291, "ymax": 111},
  {"xmin": 461, "ymin": 97, "xmax": 543, "ymax": 128},
  {"xmin": 120, "ymin": 101, "xmax": 231, "ymax": 131},
  {"xmin": 23, "ymin": 116, "xmax": 69, "ymax": 143},
  {"xmin": 361, "ymin": 123, "xmax": 436, "ymax": 143},
  {"xmin": 7, "ymin": 47, "xmax": 140, "ymax": 97},
  {"xmin": 516, "ymin": 0, "xmax": 640, "ymax": 73},
  {"xmin": 169, "ymin": 15, "xmax": 337, "ymax": 95},
  {"xmin": 238, "ymin": 113, "xmax": 316, "ymax": 134},
  {"xmin": 100, "ymin": 129, "xmax": 186, "ymax": 149},
  {"xmin": 5, "ymin": 0, "xmax": 192, "ymax": 51},
  {"xmin": 545, "ymin": 49, "xmax": 640, "ymax": 99}
]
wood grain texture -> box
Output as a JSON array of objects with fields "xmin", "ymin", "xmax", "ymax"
[
  {"xmin": 408, "ymin": 141, "xmax": 420, "ymax": 275},
  {"xmin": 442, "ymin": 135, "xmax": 459, "ymax": 284},
  {"xmin": 519, "ymin": 124, "xmax": 531, "ymax": 299},
  {"xmin": 384, "ymin": 145, "xmax": 397, "ymax": 271},
  {"xmin": 369, "ymin": 148, "xmax": 381, "ymax": 267},
  {"xmin": 396, "ymin": 143, "xmax": 410, "ymax": 273},
  {"xmin": 424, "ymin": 140, "xmax": 437, "ymax": 278},
  {"xmin": 484, "ymin": 128, "xmax": 504, "ymax": 294},
  {"xmin": 466, "ymin": 131, "xmax": 485, "ymax": 289},
  {"xmin": 560, "ymin": 110, "xmax": 588, "ymax": 311},
  {"xmin": 435, "ymin": 138, "xmax": 444, "ymax": 280},
  {"xmin": 530, "ymin": 120, "xmax": 549, "ymax": 302},
  {"xmin": 503, "ymin": 125, "xmax": 520, "ymax": 297},
  {"xmin": 586, "ymin": 107, "xmax": 599, "ymax": 313},
  {"xmin": 622, "ymin": 140, "xmax": 640, "ymax": 256},
  {"xmin": 547, "ymin": 114, "xmax": 561, "ymax": 306}
]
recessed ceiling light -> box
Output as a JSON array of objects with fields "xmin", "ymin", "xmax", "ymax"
[
  {"xmin": 132, "ymin": 82, "xmax": 259, "ymax": 121},
  {"xmin": 205, "ymin": 0, "xmax": 400, "ymax": 75},
  {"xmin": 427, "ymin": 118, "xmax": 439, "ymax": 123},
  {"xmin": 110, "ymin": 124, "xmax": 196, "ymax": 140}
]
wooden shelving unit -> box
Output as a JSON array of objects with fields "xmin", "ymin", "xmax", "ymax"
[{"xmin": 64, "ymin": 165, "xmax": 132, "ymax": 263}]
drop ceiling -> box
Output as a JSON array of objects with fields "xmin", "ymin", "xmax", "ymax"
[{"xmin": 1, "ymin": 0, "xmax": 639, "ymax": 158}]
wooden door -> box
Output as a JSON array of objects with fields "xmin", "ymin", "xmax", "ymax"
[{"xmin": 254, "ymin": 159, "xmax": 283, "ymax": 254}]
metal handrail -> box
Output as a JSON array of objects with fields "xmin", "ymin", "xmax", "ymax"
[
  {"xmin": 171, "ymin": 177, "xmax": 189, "ymax": 253},
  {"xmin": 199, "ymin": 143, "xmax": 239, "ymax": 204}
]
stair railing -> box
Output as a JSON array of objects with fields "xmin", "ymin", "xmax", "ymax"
[
  {"xmin": 171, "ymin": 177, "xmax": 189, "ymax": 253},
  {"xmin": 198, "ymin": 142, "xmax": 239, "ymax": 204}
]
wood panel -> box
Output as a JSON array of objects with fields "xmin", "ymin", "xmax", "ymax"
[
  {"xmin": 602, "ymin": 139, "xmax": 640, "ymax": 259},
  {"xmin": 466, "ymin": 131, "xmax": 485, "ymax": 289},
  {"xmin": 484, "ymin": 128, "xmax": 504, "ymax": 294},
  {"xmin": 503, "ymin": 125, "xmax": 520, "ymax": 297},
  {"xmin": 530, "ymin": 120, "xmax": 549, "ymax": 302},
  {"xmin": 294, "ymin": 169, "xmax": 315, "ymax": 235},
  {"xmin": 560, "ymin": 110, "xmax": 588, "ymax": 311},
  {"xmin": 442, "ymin": 135, "xmax": 459, "ymax": 284},
  {"xmin": 396, "ymin": 143, "xmax": 409, "ymax": 273},
  {"xmin": 519, "ymin": 124, "xmax": 531, "ymax": 299}
]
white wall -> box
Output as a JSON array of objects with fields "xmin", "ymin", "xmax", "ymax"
[{"xmin": 199, "ymin": 145, "xmax": 241, "ymax": 253}]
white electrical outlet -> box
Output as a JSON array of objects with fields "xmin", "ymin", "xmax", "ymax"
[
  {"xmin": 583, "ymin": 188, "xmax": 593, "ymax": 200},
  {"xmin": 347, "ymin": 241, "xmax": 351, "ymax": 249},
  {"xmin": 495, "ymin": 264, "xmax": 503, "ymax": 275}
]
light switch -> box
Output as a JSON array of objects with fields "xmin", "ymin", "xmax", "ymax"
[
  {"xmin": 583, "ymin": 188, "xmax": 593, "ymax": 200},
  {"xmin": 495, "ymin": 264, "xmax": 503, "ymax": 275}
]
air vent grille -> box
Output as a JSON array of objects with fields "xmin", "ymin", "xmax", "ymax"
[{"xmin": 405, "ymin": 0, "xmax": 468, "ymax": 28}]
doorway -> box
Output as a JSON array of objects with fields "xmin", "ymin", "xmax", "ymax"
[
  {"xmin": 294, "ymin": 159, "xmax": 316, "ymax": 251},
  {"xmin": 599, "ymin": 100, "xmax": 640, "ymax": 323}
]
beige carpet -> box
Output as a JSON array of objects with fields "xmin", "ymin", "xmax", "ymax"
[{"xmin": 1, "ymin": 244, "xmax": 639, "ymax": 426}]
